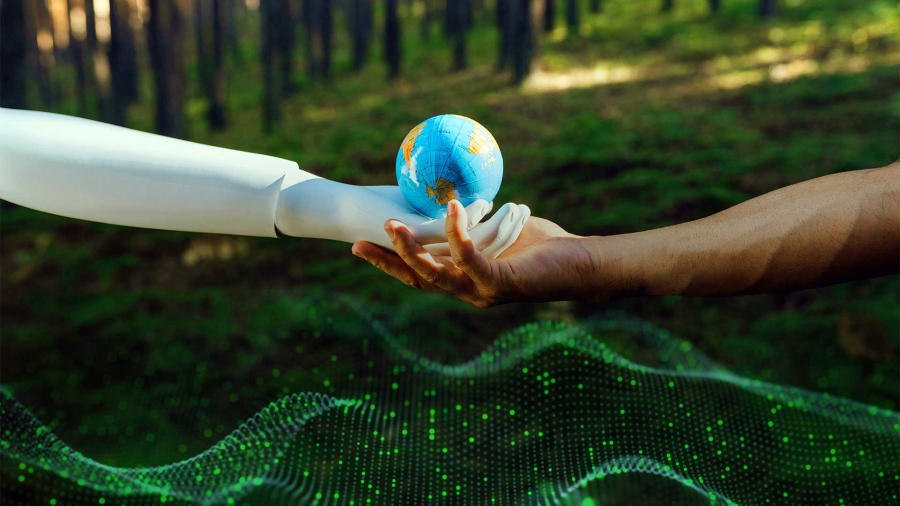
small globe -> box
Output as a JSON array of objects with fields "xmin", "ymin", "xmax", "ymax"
[{"xmin": 395, "ymin": 114, "xmax": 503, "ymax": 219}]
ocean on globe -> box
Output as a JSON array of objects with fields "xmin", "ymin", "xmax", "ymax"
[{"xmin": 395, "ymin": 114, "xmax": 503, "ymax": 219}]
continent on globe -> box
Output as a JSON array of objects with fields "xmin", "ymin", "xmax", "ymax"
[
  {"xmin": 425, "ymin": 177, "xmax": 457, "ymax": 205},
  {"xmin": 395, "ymin": 114, "xmax": 503, "ymax": 219}
]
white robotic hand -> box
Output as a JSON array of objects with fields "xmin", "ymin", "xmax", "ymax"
[
  {"xmin": 274, "ymin": 178, "xmax": 529, "ymax": 259},
  {"xmin": 362, "ymin": 186, "xmax": 530, "ymax": 259}
]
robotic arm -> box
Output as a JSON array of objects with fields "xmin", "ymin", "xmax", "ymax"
[{"xmin": 0, "ymin": 109, "xmax": 527, "ymax": 255}]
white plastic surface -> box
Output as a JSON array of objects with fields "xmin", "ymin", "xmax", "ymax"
[{"xmin": 0, "ymin": 108, "xmax": 296, "ymax": 237}]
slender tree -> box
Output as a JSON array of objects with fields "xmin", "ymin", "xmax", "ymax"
[
  {"xmin": 195, "ymin": 0, "xmax": 210, "ymax": 92},
  {"xmin": 543, "ymin": 0, "xmax": 554, "ymax": 32},
  {"xmin": 67, "ymin": 0, "xmax": 91, "ymax": 115},
  {"xmin": 510, "ymin": 0, "xmax": 532, "ymax": 84},
  {"xmin": 147, "ymin": 0, "xmax": 187, "ymax": 138},
  {"xmin": 304, "ymin": 0, "xmax": 333, "ymax": 80},
  {"xmin": 84, "ymin": 0, "xmax": 100, "ymax": 101},
  {"xmin": 106, "ymin": 0, "xmax": 127, "ymax": 125},
  {"xmin": 497, "ymin": 0, "xmax": 510, "ymax": 69},
  {"xmin": 33, "ymin": 0, "xmax": 56, "ymax": 106},
  {"xmin": 222, "ymin": 0, "xmax": 239, "ymax": 62},
  {"xmin": 566, "ymin": 0, "xmax": 578, "ymax": 33},
  {"xmin": 589, "ymin": 0, "xmax": 602, "ymax": 13},
  {"xmin": 278, "ymin": 0, "xmax": 297, "ymax": 89},
  {"xmin": 759, "ymin": 0, "xmax": 776, "ymax": 18},
  {"xmin": 709, "ymin": 0, "xmax": 720, "ymax": 12},
  {"xmin": 385, "ymin": 0, "xmax": 401, "ymax": 79},
  {"xmin": 260, "ymin": 0, "xmax": 283, "ymax": 131},
  {"xmin": 107, "ymin": 0, "xmax": 140, "ymax": 124},
  {"xmin": 195, "ymin": 0, "xmax": 227, "ymax": 128},
  {"xmin": 0, "ymin": 0, "xmax": 28, "ymax": 109},
  {"xmin": 208, "ymin": 0, "xmax": 227, "ymax": 128},
  {"xmin": 447, "ymin": 0, "xmax": 472, "ymax": 70},
  {"xmin": 350, "ymin": 0, "xmax": 373, "ymax": 71},
  {"xmin": 661, "ymin": 0, "xmax": 673, "ymax": 12}
]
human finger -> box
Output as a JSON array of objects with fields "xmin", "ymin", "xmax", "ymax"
[
  {"xmin": 445, "ymin": 200, "xmax": 493, "ymax": 286},
  {"xmin": 351, "ymin": 241, "xmax": 434, "ymax": 290},
  {"xmin": 386, "ymin": 220, "xmax": 468, "ymax": 293}
]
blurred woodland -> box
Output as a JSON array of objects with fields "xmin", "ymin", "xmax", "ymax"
[{"xmin": 4, "ymin": 0, "xmax": 797, "ymax": 135}]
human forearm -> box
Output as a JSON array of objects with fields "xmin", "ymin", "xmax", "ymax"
[{"xmin": 594, "ymin": 164, "xmax": 900, "ymax": 298}]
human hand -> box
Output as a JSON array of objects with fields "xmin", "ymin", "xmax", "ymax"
[{"xmin": 351, "ymin": 200, "xmax": 600, "ymax": 307}]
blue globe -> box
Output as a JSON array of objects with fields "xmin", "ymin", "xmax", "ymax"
[{"xmin": 395, "ymin": 114, "xmax": 503, "ymax": 219}]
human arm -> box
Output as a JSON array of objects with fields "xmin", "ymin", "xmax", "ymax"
[
  {"xmin": 352, "ymin": 163, "xmax": 899, "ymax": 306},
  {"xmin": 0, "ymin": 108, "xmax": 526, "ymax": 255}
]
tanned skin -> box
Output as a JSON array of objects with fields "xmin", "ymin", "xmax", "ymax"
[{"xmin": 352, "ymin": 163, "xmax": 899, "ymax": 308}]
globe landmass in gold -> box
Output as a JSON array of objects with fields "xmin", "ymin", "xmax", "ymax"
[
  {"xmin": 425, "ymin": 177, "xmax": 458, "ymax": 205},
  {"xmin": 401, "ymin": 122, "xmax": 427, "ymax": 168}
]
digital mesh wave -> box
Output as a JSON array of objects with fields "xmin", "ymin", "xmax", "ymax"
[{"xmin": 2, "ymin": 309, "xmax": 898, "ymax": 505}]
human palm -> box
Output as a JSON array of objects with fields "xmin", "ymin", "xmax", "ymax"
[{"xmin": 352, "ymin": 202, "xmax": 595, "ymax": 307}]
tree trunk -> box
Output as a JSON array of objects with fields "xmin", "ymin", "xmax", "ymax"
[
  {"xmin": 0, "ymin": 0, "xmax": 29, "ymax": 109},
  {"xmin": 107, "ymin": 0, "xmax": 139, "ymax": 124},
  {"xmin": 661, "ymin": 0, "xmax": 673, "ymax": 12},
  {"xmin": 759, "ymin": 0, "xmax": 776, "ymax": 18},
  {"xmin": 106, "ymin": 0, "xmax": 127, "ymax": 125},
  {"xmin": 447, "ymin": 0, "xmax": 470, "ymax": 70},
  {"xmin": 261, "ymin": 0, "xmax": 283, "ymax": 131},
  {"xmin": 351, "ymin": 0, "xmax": 373, "ymax": 71},
  {"xmin": 497, "ymin": 0, "xmax": 510, "ymax": 69},
  {"xmin": 709, "ymin": 0, "xmax": 720, "ymax": 12},
  {"xmin": 208, "ymin": 0, "xmax": 227, "ymax": 129},
  {"xmin": 589, "ymin": 0, "xmax": 602, "ymax": 13},
  {"xmin": 304, "ymin": 0, "xmax": 332, "ymax": 80},
  {"xmin": 565, "ymin": 0, "xmax": 578, "ymax": 32},
  {"xmin": 222, "ymin": 0, "xmax": 239, "ymax": 62},
  {"xmin": 543, "ymin": 0, "xmax": 554, "ymax": 32},
  {"xmin": 147, "ymin": 0, "xmax": 187, "ymax": 138},
  {"xmin": 385, "ymin": 0, "xmax": 401, "ymax": 79},
  {"xmin": 66, "ymin": 0, "xmax": 90, "ymax": 115},
  {"xmin": 510, "ymin": 0, "xmax": 532, "ymax": 84},
  {"xmin": 33, "ymin": 0, "xmax": 56, "ymax": 106},
  {"xmin": 277, "ymin": 0, "xmax": 296, "ymax": 91},
  {"xmin": 195, "ymin": 0, "xmax": 209, "ymax": 91},
  {"xmin": 319, "ymin": 0, "xmax": 332, "ymax": 79}
]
